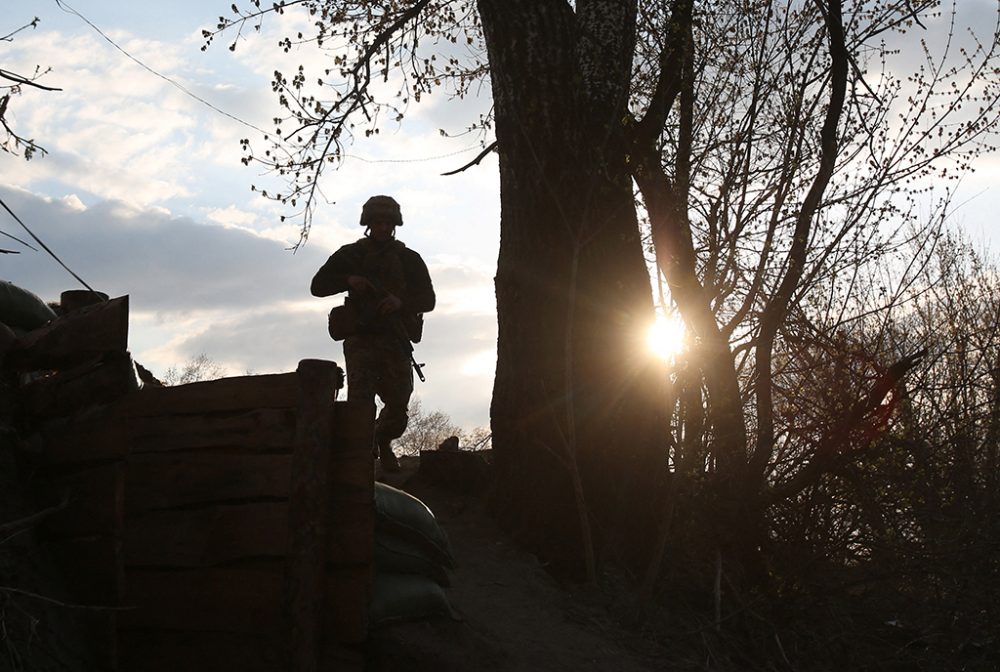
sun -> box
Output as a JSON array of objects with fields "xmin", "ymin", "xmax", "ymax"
[{"xmin": 647, "ymin": 313, "xmax": 686, "ymax": 361}]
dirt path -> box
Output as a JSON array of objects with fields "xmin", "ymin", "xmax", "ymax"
[{"xmin": 370, "ymin": 458, "xmax": 672, "ymax": 672}]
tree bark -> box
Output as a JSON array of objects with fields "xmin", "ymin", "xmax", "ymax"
[{"xmin": 479, "ymin": 0, "xmax": 666, "ymax": 573}]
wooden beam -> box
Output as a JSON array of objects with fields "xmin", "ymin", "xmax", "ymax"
[
  {"xmin": 123, "ymin": 502, "xmax": 291, "ymax": 567},
  {"xmin": 119, "ymin": 566, "xmax": 283, "ymax": 634},
  {"xmin": 34, "ymin": 462, "xmax": 124, "ymax": 540},
  {"xmin": 118, "ymin": 631, "xmax": 283, "ymax": 672},
  {"xmin": 125, "ymin": 453, "xmax": 292, "ymax": 513},
  {"xmin": 42, "ymin": 536, "xmax": 122, "ymax": 670},
  {"xmin": 20, "ymin": 350, "xmax": 140, "ymax": 420},
  {"xmin": 60, "ymin": 289, "xmax": 108, "ymax": 313},
  {"xmin": 328, "ymin": 400, "xmax": 376, "ymax": 646},
  {"xmin": 8, "ymin": 295, "xmax": 128, "ymax": 370},
  {"xmin": 124, "ymin": 372, "xmax": 299, "ymax": 417},
  {"xmin": 42, "ymin": 536, "xmax": 123, "ymax": 604},
  {"xmin": 34, "ymin": 409, "xmax": 129, "ymax": 466},
  {"xmin": 324, "ymin": 565, "xmax": 373, "ymax": 645},
  {"xmin": 122, "ymin": 502, "xmax": 373, "ymax": 568},
  {"xmin": 127, "ymin": 408, "xmax": 297, "ymax": 454},
  {"xmin": 284, "ymin": 359, "xmax": 340, "ymax": 672}
]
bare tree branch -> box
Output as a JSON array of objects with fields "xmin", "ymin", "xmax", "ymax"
[{"xmin": 441, "ymin": 139, "xmax": 497, "ymax": 176}]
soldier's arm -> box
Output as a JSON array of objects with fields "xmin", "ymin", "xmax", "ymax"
[
  {"xmin": 310, "ymin": 248, "xmax": 355, "ymax": 297},
  {"xmin": 402, "ymin": 251, "xmax": 436, "ymax": 313}
]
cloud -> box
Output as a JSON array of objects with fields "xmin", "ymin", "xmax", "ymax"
[
  {"xmin": 0, "ymin": 186, "xmax": 329, "ymax": 311},
  {"xmin": 430, "ymin": 263, "xmax": 496, "ymax": 315},
  {"xmin": 0, "ymin": 7, "xmax": 500, "ymax": 430},
  {"xmin": 0, "ymin": 7, "xmax": 504, "ymax": 260},
  {"xmin": 0, "ymin": 27, "xmax": 280, "ymax": 213},
  {"xmin": 206, "ymin": 204, "xmax": 259, "ymax": 229},
  {"xmin": 1, "ymin": 186, "xmax": 496, "ymax": 428},
  {"xmin": 172, "ymin": 304, "xmax": 495, "ymax": 430}
]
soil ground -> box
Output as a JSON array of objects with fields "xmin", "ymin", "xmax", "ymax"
[{"xmin": 369, "ymin": 456, "xmax": 675, "ymax": 672}]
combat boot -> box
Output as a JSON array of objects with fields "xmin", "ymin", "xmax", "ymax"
[{"xmin": 377, "ymin": 436, "xmax": 400, "ymax": 473}]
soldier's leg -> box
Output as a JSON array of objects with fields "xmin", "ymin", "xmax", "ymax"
[
  {"xmin": 343, "ymin": 336, "xmax": 379, "ymax": 457},
  {"xmin": 374, "ymin": 340, "xmax": 414, "ymax": 471},
  {"xmin": 343, "ymin": 336, "xmax": 379, "ymax": 403}
]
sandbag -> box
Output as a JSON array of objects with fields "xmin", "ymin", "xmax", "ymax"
[
  {"xmin": 375, "ymin": 532, "xmax": 451, "ymax": 587},
  {"xmin": 368, "ymin": 572, "xmax": 459, "ymax": 628},
  {"xmin": 0, "ymin": 281, "xmax": 56, "ymax": 330},
  {"xmin": 375, "ymin": 482, "xmax": 455, "ymax": 568}
]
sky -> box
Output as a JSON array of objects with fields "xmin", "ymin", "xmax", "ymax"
[
  {"xmin": 1, "ymin": 0, "xmax": 500, "ymax": 430},
  {"xmin": 3, "ymin": 1, "xmax": 1000, "ymax": 431}
]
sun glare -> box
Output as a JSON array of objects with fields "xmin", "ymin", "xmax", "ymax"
[{"xmin": 647, "ymin": 313, "xmax": 686, "ymax": 361}]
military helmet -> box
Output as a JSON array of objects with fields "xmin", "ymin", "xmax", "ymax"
[{"xmin": 360, "ymin": 195, "xmax": 403, "ymax": 227}]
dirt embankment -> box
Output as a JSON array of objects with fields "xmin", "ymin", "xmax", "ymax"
[{"xmin": 370, "ymin": 457, "xmax": 674, "ymax": 672}]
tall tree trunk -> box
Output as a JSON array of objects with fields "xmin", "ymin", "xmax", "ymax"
[{"xmin": 478, "ymin": 0, "xmax": 667, "ymax": 573}]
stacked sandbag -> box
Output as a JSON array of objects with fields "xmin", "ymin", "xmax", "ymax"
[
  {"xmin": 0, "ymin": 281, "xmax": 56, "ymax": 334},
  {"xmin": 370, "ymin": 482, "xmax": 458, "ymax": 627}
]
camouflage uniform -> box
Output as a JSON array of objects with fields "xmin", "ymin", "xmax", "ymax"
[
  {"xmin": 342, "ymin": 332, "xmax": 413, "ymax": 441},
  {"xmin": 311, "ymin": 208, "xmax": 435, "ymax": 464}
]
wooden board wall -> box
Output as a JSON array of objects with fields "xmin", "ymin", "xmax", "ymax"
[
  {"xmin": 16, "ymin": 297, "xmax": 371, "ymax": 672},
  {"xmin": 21, "ymin": 297, "xmax": 134, "ymax": 671},
  {"xmin": 116, "ymin": 362, "xmax": 372, "ymax": 672}
]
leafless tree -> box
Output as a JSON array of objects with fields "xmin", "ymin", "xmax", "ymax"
[
  {"xmin": 396, "ymin": 397, "xmax": 492, "ymax": 455},
  {"xmin": 209, "ymin": 1, "xmax": 1000, "ymax": 592},
  {"xmin": 161, "ymin": 353, "xmax": 228, "ymax": 386}
]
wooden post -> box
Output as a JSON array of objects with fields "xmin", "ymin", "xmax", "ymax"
[
  {"xmin": 285, "ymin": 359, "xmax": 338, "ymax": 672},
  {"xmin": 60, "ymin": 289, "xmax": 109, "ymax": 313},
  {"xmin": 325, "ymin": 401, "xmax": 376, "ymax": 648}
]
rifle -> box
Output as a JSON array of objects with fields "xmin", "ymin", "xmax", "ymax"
[{"xmin": 356, "ymin": 281, "xmax": 427, "ymax": 383}]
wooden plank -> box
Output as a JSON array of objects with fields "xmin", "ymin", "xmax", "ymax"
[
  {"xmin": 32, "ymin": 408, "xmax": 129, "ymax": 466},
  {"xmin": 125, "ymin": 453, "xmax": 292, "ymax": 513},
  {"xmin": 39, "ymin": 533, "xmax": 122, "ymax": 670},
  {"xmin": 123, "ymin": 500, "xmax": 371, "ymax": 569},
  {"xmin": 123, "ymin": 502, "xmax": 290, "ymax": 567},
  {"xmin": 81, "ymin": 612, "xmax": 119, "ymax": 672},
  {"xmin": 285, "ymin": 359, "xmax": 339, "ymax": 672},
  {"xmin": 35, "ymin": 462, "xmax": 124, "ymax": 540},
  {"xmin": 18, "ymin": 352, "xmax": 132, "ymax": 419},
  {"xmin": 328, "ymin": 399, "xmax": 375, "ymax": 647},
  {"xmin": 20, "ymin": 351, "xmax": 140, "ymax": 420},
  {"xmin": 322, "ymin": 644, "xmax": 366, "ymax": 672},
  {"xmin": 121, "ymin": 502, "xmax": 372, "ymax": 568},
  {"xmin": 42, "ymin": 536, "xmax": 123, "ymax": 604},
  {"xmin": 332, "ymin": 400, "xmax": 376, "ymax": 452},
  {"xmin": 124, "ymin": 372, "xmax": 299, "ymax": 417},
  {"xmin": 325, "ymin": 564, "xmax": 374, "ymax": 645},
  {"xmin": 328, "ymin": 505, "xmax": 375, "ymax": 566},
  {"xmin": 118, "ymin": 631, "xmax": 283, "ymax": 672},
  {"xmin": 119, "ymin": 566, "xmax": 283, "ymax": 635},
  {"xmin": 126, "ymin": 408, "xmax": 297, "ymax": 454},
  {"xmin": 330, "ymin": 401, "xmax": 375, "ymax": 504},
  {"xmin": 329, "ymin": 451, "xmax": 377, "ymax": 505},
  {"xmin": 9, "ymin": 295, "xmax": 128, "ymax": 370},
  {"xmin": 60, "ymin": 289, "xmax": 108, "ymax": 313}
]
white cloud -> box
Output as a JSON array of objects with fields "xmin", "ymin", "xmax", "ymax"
[
  {"xmin": 0, "ymin": 186, "xmax": 327, "ymax": 310},
  {"xmin": 206, "ymin": 204, "xmax": 259, "ymax": 228},
  {"xmin": 59, "ymin": 194, "xmax": 87, "ymax": 212},
  {"xmin": 0, "ymin": 26, "xmax": 280, "ymax": 217},
  {"xmin": 1, "ymin": 186, "xmax": 495, "ymax": 427}
]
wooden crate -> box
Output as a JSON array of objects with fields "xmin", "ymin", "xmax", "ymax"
[
  {"xmin": 16, "ymin": 298, "xmax": 372, "ymax": 672},
  {"xmin": 117, "ymin": 360, "xmax": 373, "ymax": 672}
]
